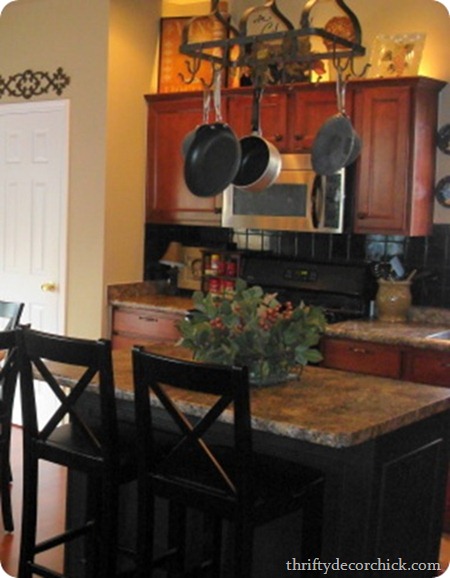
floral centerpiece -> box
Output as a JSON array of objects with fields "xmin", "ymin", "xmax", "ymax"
[{"xmin": 177, "ymin": 280, "xmax": 326, "ymax": 386}]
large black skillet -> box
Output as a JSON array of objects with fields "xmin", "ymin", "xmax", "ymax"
[
  {"xmin": 311, "ymin": 70, "xmax": 361, "ymax": 176},
  {"xmin": 184, "ymin": 69, "xmax": 241, "ymax": 198}
]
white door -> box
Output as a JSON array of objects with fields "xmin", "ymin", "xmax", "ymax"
[{"xmin": 0, "ymin": 100, "xmax": 69, "ymax": 424}]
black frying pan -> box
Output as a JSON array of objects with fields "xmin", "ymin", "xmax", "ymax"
[
  {"xmin": 311, "ymin": 71, "xmax": 360, "ymax": 175},
  {"xmin": 184, "ymin": 70, "xmax": 241, "ymax": 198}
]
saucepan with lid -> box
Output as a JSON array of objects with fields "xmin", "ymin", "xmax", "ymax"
[{"xmin": 232, "ymin": 85, "xmax": 282, "ymax": 192}]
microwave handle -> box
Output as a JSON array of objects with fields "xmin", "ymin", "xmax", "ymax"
[{"xmin": 311, "ymin": 174, "xmax": 324, "ymax": 229}]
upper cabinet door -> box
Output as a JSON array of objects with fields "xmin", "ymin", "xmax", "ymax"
[
  {"xmin": 289, "ymin": 85, "xmax": 348, "ymax": 152},
  {"xmin": 351, "ymin": 77, "xmax": 445, "ymax": 236},
  {"xmin": 226, "ymin": 90, "xmax": 288, "ymax": 151},
  {"xmin": 145, "ymin": 94, "xmax": 222, "ymax": 225}
]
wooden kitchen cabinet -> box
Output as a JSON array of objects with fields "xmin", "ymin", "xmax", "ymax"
[
  {"xmin": 111, "ymin": 305, "xmax": 183, "ymax": 349},
  {"xmin": 321, "ymin": 337, "xmax": 402, "ymax": 378},
  {"xmin": 145, "ymin": 77, "xmax": 445, "ymax": 230},
  {"xmin": 226, "ymin": 90, "xmax": 288, "ymax": 150},
  {"xmin": 323, "ymin": 334, "xmax": 450, "ymax": 531},
  {"xmin": 288, "ymin": 84, "xmax": 347, "ymax": 152},
  {"xmin": 351, "ymin": 77, "xmax": 445, "ymax": 236},
  {"xmin": 145, "ymin": 93, "xmax": 222, "ymax": 226},
  {"xmin": 226, "ymin": 83, "xmax": 341, "ymax": 153},
  {"xmin": 403, "ymin": 347, "xmax": 450, "ymax": 388},
  {"xmin": 322, "ymin": 335, "xmax": 450, "ymax": 388}
]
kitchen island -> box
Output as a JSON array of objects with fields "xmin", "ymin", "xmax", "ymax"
[{"xmin": 63, "ymin": 346, "xmax": 450, "ymax": 577}]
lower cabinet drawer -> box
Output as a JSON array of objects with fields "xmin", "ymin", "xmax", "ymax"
[
  {"xmin": 322, "ymin": 338, "xmax": 402, "ymax": 379},
  {"xmin": 112, "ymin": 307, "xmax": 182, "ymax": 347},
  {"xmin": 403, "ymin": 348, "xmax": 450, "ymax": 388}
]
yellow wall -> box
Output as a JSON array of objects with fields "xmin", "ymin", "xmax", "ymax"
[{"xmin": 104, "ymin": 0, "xmax": 161, "ymax": 310}]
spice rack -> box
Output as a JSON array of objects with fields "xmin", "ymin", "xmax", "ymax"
[{"xmin": 202, "ymin": 250, "xmax": 242, "ymax": 295}]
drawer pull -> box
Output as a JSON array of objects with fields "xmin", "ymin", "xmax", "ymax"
[
  {"xmin": 350, "ymin": 347, "xmax": 370, "ymax": 354},
  {"xmin": 138, "ymin": 316, "xmax": 158, "ymax": 323}
]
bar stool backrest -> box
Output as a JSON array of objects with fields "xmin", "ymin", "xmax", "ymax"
[
  {"xmin": 0, "ymin": 329, "xmax": 19, "ymax": 406},
  {"xmin": 0, "ymin": 301, "xmax": 24, "ymax": 331},
  {"xmin": 16, "ymin": 327, "xmax": 118, "ymax": 464},
  {"xmin": 132, "ymin": 347, "xmax": 253, "ymax": 510}
]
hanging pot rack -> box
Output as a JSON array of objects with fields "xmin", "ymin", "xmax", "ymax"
[{"xmin": 179, "ymin": 0, "xmax": 366, "ymax": 80}]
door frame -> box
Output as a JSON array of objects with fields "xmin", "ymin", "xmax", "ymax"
[{"xmin": 0, "ymin": 98, "xmax": 70, "ymax": 334}]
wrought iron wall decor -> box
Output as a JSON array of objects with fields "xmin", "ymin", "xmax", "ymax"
[{"xmin": 0, "ymin": 67, "xmax": 70, "ymax": 100}]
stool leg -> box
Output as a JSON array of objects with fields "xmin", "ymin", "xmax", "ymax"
[
  {"xmin": 136, "ymin": 479, "xmax": 155, "ymax": 578},
  {"xmin": 167, "ymin": 501, "xmax": 186, "ymax": 578},
  {"xmin": 18, "ymin": 454, "xmax": 39, "ymax": 578},
  {"xmin": 0, "ymin": 441, "xmax": 14, "ymax": 532},
  {"xmin": 234, "ymin": 515, "xmax": 253, "ymax": 578},
  {"xmin": 300, "ymin": 484, "xmax": 323, "ymax": 562}
]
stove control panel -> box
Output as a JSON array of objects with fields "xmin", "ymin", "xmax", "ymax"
[{"xmin": 283, "ymin": 266, "xmax": 318, "ymax": 283}]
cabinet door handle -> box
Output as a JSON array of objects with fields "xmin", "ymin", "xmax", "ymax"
[
  {"xmin": 274, "ymin": 134, "xmax": 283, "ymax": 142},
  {"xmin": 294, "ymin": 134, "xmax": 304, "ymax": 141},
  {"xmin": 357, "ymin": 212, "xmax": 368, "ymax": 220}
]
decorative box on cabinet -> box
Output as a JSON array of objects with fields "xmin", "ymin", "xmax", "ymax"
[
  {"xmin": 111, "ymin": 306, "xmax": 183, "ymax": 350},
  {"xmin": 351, "ymin": 77, "xmax": 446, "ymax": 236},
  {"xmin": 145, "ymin": 93, "xmax": 222, "ymax": 226}
]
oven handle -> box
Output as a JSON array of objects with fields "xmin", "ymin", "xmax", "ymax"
[{"xmin": 311, "ymin": 174, "xmax": 324, "ymax": 229}]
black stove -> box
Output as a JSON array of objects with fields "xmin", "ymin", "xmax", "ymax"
[{"xmin": 241, "ymin": 257, "xmax": 375, "ymax": 323}]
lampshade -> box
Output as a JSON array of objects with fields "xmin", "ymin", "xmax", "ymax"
[
  {"xmin": 160, "ymin": 242, "xmax": 184, "ymax": 268},
  {"xmin": 0, "ymin": 0, "xmax": 16, "ymax": 15}
]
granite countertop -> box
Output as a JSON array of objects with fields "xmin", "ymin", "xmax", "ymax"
[
  {"xmin": 326, "ymin": 309, "xmax": 450, "ymax": 352},
  {"xmin": 106, "ymin": 346, "xmax": 450, "ymax": 449},
  {"xmin": 108, "ymin": 282, "xmax": 192, "ymax": 313},
  {"xmin": 108, "ymin": 283, "xmax": 450, "ymax": 352}
]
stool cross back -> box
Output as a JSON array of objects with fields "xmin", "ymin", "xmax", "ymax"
[
  {"xmin": 16, "ymin": 326, "xmax": 137, "ymax": 578},
  {"xmin": 132, "ymin": 347, "xmax": 324, "ymax": 578}
]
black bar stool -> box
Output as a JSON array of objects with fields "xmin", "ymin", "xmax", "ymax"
[
  {"xmin": 0, "ymin": 329, "xmax": 20, "ymax": 533},
  {"xmin": 0, "ymin": 300, "xmax": 24, "ymax": 533},
  {"xmin": 132, "ymin": 348, "xmax": 324, "ymax": 577},
  {"xmin": 16, "ymin": 326, "xmax": 138, "ymax": 578}
]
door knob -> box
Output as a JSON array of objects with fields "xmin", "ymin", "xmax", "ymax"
[{"xmin": 41, "ymin": 282, "xmax": 57, "ymax": 292}]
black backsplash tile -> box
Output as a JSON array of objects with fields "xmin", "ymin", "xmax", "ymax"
[{"xmin": 144, "ymin": 223, "xmax": 450, "ymax": 309}]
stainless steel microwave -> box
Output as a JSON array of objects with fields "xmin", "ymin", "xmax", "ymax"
[{"xmin": 222, "ymin": 154, "xmax": 346, "ymax": 233}]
